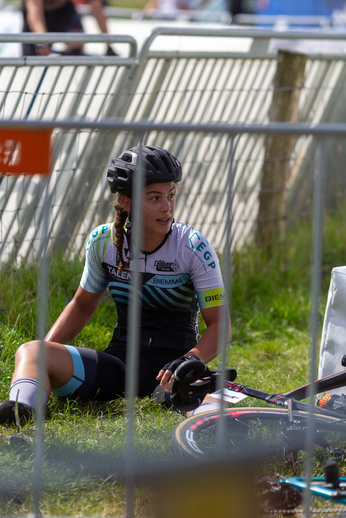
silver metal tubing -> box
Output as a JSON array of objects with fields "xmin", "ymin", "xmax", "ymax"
[
  {"xmin": 139, "ymin": 26, "xmax": 346, "ymax": 62},
  {"xmin": 32, "ymin": 175, "xmax": 51, "ymax": 517},
  {"xmin": 3, "ymin": 118, "xmax": 346, "ymax": 136},
  {"xmin": 303, "ymin": 137, "xmax": 325, "ymax": 518},
  {"xmin": 216, "ymin": 137, "xmax": 234, "ymax": 455},
  {"xmin": 0, "ymin": 33, "xmax": 137, "ymax": 58},
  {"xmin": 124, "ymin": 136, "xmax": 145, "ymax": 518}
]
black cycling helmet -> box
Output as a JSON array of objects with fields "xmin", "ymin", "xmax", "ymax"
[{"xmin": 107, "ymin": 145, "xmax": 182, "ymax": 194}]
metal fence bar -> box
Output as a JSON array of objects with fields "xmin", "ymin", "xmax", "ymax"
[
  {"xmin": 3, "ymin": 26, "xmax": 346, "ymax": 517},
  {"xmin": 124, "ymin": 135, "xmax": 145, "ymax": 518},
  {"xmin": 0, "ymin": 33, "xmax": 137, "ymax": 263},
  {"xmin": 3, "ymin": 118, "xmax": 346, "ymax": 136},
  {"xmin": 146, "ymin": 58, "xmax": 184, "ymax": 123},
  {"xmin": 0, "ymin": 66, "xmax": 17, "ymax": 115},
  {"xmin": 32, "ymin": 175, "xmax": 51, "ymax": 517},
  {"xmin": 0, "ymin": 33, "xmax": 137, "ymax": 58},
  {"xmin": 216, "ymin": 137, "xmax": 234, "ymax": 454},
  {"xmin": 0, "ymin": 175, "xmax": 34, "ymax": 261},
  {"xmin": 303, "ymin": 137, "xmax": 325, "ymax": 518},
  {"xmin": 138, "ymin": 27, "xmax": 346, "ymax": 67},
  {"xmin": 6, "ymin": 67, "xmax": 32, "ymax": 118},
  {"xmin": 0, "ymin": 117, "xmax": 340, "ymax": 516},
  {"xmin": 3, "ymin": 27, "xmax": 346, "ymax": 263}
]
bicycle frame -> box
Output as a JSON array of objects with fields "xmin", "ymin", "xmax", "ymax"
[{"xmin": 223, "ymin": 368, "xmax": 346, "ymax": 419}]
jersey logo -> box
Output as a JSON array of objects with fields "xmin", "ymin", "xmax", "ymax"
[
  {"xmin": 154, "ymin": 259, "xmax": 179, "ymax": 273},
  {"xmin": 197, "ymin": 287, "xmax": 226, "ymax": 309},
  {"xmin": 104, "ymin": 263, "xmax": 131, "ymax": 281}
]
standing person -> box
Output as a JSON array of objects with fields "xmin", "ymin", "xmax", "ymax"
[
  {"xmin": 22, "ymin": 0, "xmax": 116, "ymax": 56},
  {"xmin": 145, "ymin": 0, "xmax": 211, "ymax": 15},
  {"xmin": 0, "ymin": 145, "xmax": 231, "ymax": 424}
]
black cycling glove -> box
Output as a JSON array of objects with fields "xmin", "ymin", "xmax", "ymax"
[{"xmin": 161, "ymin": 354, "xmax": 201, "ymax": 376}]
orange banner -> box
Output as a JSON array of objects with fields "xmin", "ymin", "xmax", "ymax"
[{"xmin": 0, "ymin": 128, "xmax": 52, "ymax": 176}]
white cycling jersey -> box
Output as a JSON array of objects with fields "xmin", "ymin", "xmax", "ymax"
[{"xmin": 80, "ymin": 220, "xmax": 226, "ymax": 350}]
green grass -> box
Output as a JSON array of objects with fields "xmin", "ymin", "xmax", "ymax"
[{"xmin": 1, "ymin": 209, "xmax": 346, "ymax": 515}]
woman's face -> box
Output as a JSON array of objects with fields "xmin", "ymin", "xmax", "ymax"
[
  {"xmin": 122, "ymin": 181, "xmax": 176, "ymax": 250},
  {"xmin": 142, "ymin": 181, "xmax": 176, "ymax": 246}
]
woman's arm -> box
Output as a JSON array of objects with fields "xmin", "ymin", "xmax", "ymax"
[
  {"xmin": 23, "ymin": 0, "xmax": 53, "ymax": 55},
  {"xmin": 24, "ymin": 0, "xmax": 48, "ymax": 33},
  {"xmin": 157, "ymin": 305, "xmax": 232, "ymax": 391},
  {"xmin": 89, "ymin": 0, "xmax": 108, "ymax": 33},
  {"xmin": 187, "ymin": 305, "xmax": 232, "ymax": 363},
  {"xmin": 45, "ymin": 285, "xmax": 106, "ymax": 344}
]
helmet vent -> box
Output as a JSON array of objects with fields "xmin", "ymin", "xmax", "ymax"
[
  {"xmin": 148, "ymin": 156, "xmax": 162, "ymax": 172},
  {"xmin": 160, "ymin": 155, "xmax": 173, "ymax": 175}
]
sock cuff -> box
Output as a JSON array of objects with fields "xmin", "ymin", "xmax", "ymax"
[
  {"xmin": 9, "ymin": 378, "xmax": 47, "ymax": 411},
  {"xmin": 10, "ymin": 378, "xmax": 41, "ymax": 391}
]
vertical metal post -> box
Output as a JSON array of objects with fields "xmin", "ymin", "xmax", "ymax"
[
  {"xmin": 32, "ymin": 175, "xmax": 51, "ymax": 516},
  {"xmin": 216, "ymin": 136, "xmax": 234, "ymax": 453},
  {"xmin": 125, "ymin": 137, "xmax": 144, "ymax": 518},
  {"xmin": 303, "ymin": 137, "xmax": 325, "ymax": 518}
]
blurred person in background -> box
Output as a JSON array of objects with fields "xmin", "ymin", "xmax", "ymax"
[
  {"xmin": 229, "ymin": 0, "xmax": 244, "ymax": 15},
  {"xmin": 145, "ymin": 0, "xmax": 211, "ymax": 15},
  {"xmin": 22, "ymin": 0, "xmax": 117, "ymax": 56}
]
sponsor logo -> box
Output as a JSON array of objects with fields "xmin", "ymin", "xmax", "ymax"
[
  {"xmin": 153, "ymin": 276, "xmax": 184, "ymax": 285},
  {"xmin": 189, "ymin": 232, "xmax": 216, "ymax": 269},
  {"xmin": 197, "ymin": 288, "xmax": 226, "ymax": 309},
  {"xmin": 154, "ymin": 259, "xmax": 179, "ymax": 273},
  {"xmin": 205, "ymin": 293, "xmax": 225, "ymax": 303},
  {"xmin": 106, "ymin": 264, "xmax": 131, "ymax": 280},
  {"xmin": 186, "ymin": 430, "xmax": 205, "ymax": 455}
]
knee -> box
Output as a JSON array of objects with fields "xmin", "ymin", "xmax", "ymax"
[{"xmin": 15, "ymin": 340, "xmax": 42, "ymax": 364}]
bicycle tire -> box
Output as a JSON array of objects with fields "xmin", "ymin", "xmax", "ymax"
[{"xmin": 172, "ymin": 407, "xmax": 346, "ymax": 460}]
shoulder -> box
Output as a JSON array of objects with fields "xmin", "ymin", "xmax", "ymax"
[
  {"xmin": 171, "ymin": 221, "xmax": 219, "ymax": 269},
  {"xmin": 171, "ymin": 220, "xmax": 199, "ymax": 241},
  {"xmin": 172, "ymin": 221, "xmax": 214, "ymax": 252},
  {"xmin": 86, "ymin": 223, "xmax": 114, "ymax": 253}
]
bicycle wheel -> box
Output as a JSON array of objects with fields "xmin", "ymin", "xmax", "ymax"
[{"xmin": 172, "ymin": 407, "xmax": 346, "ymax": 460}]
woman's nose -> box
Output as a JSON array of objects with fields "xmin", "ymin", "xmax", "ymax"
[{"xmin": 161, "ymin": 198, "xmax": 169, "ymax": 211}]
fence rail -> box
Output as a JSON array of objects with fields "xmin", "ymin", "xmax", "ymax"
[
  {"xmin": 0, "ymin": 117, "xmax": 334, "ymax": 517},
  {"xmin": 1, "ymin": 26, "xmax": 346, "ymax": 518},
  {"xmin": 1, "ymin": 27, "xmax": 346, "ymax": 263}
]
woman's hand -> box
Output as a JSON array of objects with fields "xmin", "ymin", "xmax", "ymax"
[
  {"xmin": 156, "ymin": 305, "xmax": 232, "ymax": 393},
  {"xmin": 156, "ymin": 355, "xmax": 201, "ymax": 392}
]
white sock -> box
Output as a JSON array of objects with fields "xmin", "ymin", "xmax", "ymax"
[
  {"xmin": 190, "ymin": 401, "xmax": 225, "ymax": 416},
  {"xmin": 9, "ymin": 378, "xmax": 47, "ymax": 411}
]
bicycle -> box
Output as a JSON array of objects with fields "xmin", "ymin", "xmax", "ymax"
[{"xmin": 171, "ymin": 358, "xmax": 346, "ymax": 461}]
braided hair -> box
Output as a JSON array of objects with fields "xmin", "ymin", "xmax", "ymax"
[{"xmin": 113, "ymin": 190, "xmax": 131, "ymax": 274}]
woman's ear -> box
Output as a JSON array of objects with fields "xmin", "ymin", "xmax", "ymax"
[{"xmin": 121, "ymin": 195, "xmax": 131, "ymax": 214}]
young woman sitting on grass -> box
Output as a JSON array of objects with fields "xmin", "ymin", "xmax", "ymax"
[{"xmin": 0, "ymin": 145, "xmax": 232, "ymax": 423}]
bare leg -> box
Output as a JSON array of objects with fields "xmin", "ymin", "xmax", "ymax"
[
  {"xmin": 65, "ymin": 29, "xmax": 84, "ymax": 55},
  {"xmin": 12, "ymin": 340, "xmax": 74, "ymax": 400}
]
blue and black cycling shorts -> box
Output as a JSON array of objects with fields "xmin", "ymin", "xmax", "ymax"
[{"xmin": 51, "ymin": 344, "xmax": 188, "ymax": 401}]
